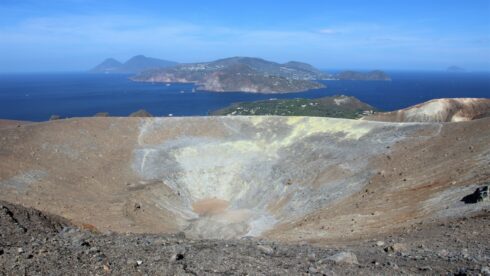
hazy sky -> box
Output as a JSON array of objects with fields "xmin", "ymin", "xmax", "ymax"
[{"xmin": 1, "ymin": 0, "xmax": 489, "ymax": 72}]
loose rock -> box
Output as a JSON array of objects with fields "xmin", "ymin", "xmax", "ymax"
[
  {"xmin": 384, "ymin": 243, "xmax": 407, "ymax": 253},
  {"xmin": 257, "ymin": 245, "xmax": 274, "ymax": 255},
  {"xmin": 461, "ymin": 186, "xmax": 489, "ymax": 204},
  {"xmin": 325, "ymin": 251, "xmax": 359, "ymax": 265},
  {"xmin": 170, "ymin": 253, "xmax": 185, "ymax": 262}
]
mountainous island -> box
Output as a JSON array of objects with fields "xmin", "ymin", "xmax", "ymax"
[
  {"xmin": 90, "ymin": 55, "xmax": 178, "ymax": 73},
  {"xmin": 211, "ymin": 95, "xmax": 376, "ymax": 118},
  {"xmin": 91, "ymin": 55, "xmax": 390, "ymax": 93},
  {"xmin": 132, "ymin": 57, "xmax": 328, "ymax": 93}
]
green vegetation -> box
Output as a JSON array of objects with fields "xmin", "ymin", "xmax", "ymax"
[{"xmin": 211, "ymin": 95, "xmax": 377, "ymax": 119}]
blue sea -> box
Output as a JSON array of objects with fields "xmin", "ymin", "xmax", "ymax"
[{"xmin": 0, "ymin": 71, "xmax": 489, "ymax": 121}]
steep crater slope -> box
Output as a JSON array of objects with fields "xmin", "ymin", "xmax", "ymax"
[
  {"xmin": 0, "ymin": 117, "xmax": 488, "ymax": 241},
  {"xmin": 364, "ymin": 98, "xmax": 490, "ymax": 122}
]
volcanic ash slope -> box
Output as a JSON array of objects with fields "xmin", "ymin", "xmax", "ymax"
[
  {"xmin": 0, "ymin": 116, "xmax": 488, "ymax": 242},
  {"xmin": 364, "ymin": 98, "xmax": 490, "ymax": 122}
]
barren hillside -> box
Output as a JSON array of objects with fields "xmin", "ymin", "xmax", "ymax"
[
  {"xmin": 0, "ymin": 116, "xmax": 488, "ymax": 242},
  {"xmin": 364, "ymin": 98, "xmax": 490, "ymax": 122}
]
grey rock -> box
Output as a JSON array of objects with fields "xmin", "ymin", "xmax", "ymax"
[
  {"xmin": 387, "ymin": 261, "xmax": 399, "ymax": 270},
  {"xmin": 325, "ymin": 251, "xmax": 359, "ymax": 265},
  {"xmin": 438, "ymin": 249, "xmax": 449, "ymax": 258},
  {"xmin": 384, "ymin": 243, "xmax": 407, "ymax": 253},
  {"xmin": 257, "ymin": 245, "xmax": 274, "ymax": 255},
  {"xmin": 170, "ymin": 253, "xmax": 185, "ymax": 262},
  {"xmin": 308, "ymin": 266, "xmax": 318, "ymax": 273}
]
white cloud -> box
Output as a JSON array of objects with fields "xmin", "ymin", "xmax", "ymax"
[{"xmin": 318, "ymin": 28, "xmax": 338, "ymax": 34}]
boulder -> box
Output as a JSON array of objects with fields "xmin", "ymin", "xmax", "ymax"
[
  {"xmin": 324, "ymin": 251, "xmax": 358, "ymax": 265},
  {"xmin": 461, "ymin": 186, "xmax": 489, "ymax": 204},
  {"xmin": 257, "ymin": 244, "xmax": 274, "ymax": 255},
  {"xmin": 384, "ymin": 243, "xmax": 408, "ymax": 253}
]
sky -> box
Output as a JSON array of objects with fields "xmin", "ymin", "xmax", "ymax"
[{"xmin": 0, "ymin": 0, "xmax": 489, "ymax": 72}]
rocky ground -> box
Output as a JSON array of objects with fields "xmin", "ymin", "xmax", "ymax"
[
  {"xmin": 0, "ymin": 119, "xmax": 29, "ymax": 128},
  {"xmin": 1, "ymin": 200, "xmax": 489, "ymax": 275},
  {"xmin": 1, "ymin": 116, "xmax": 489, "ymax": 275}
]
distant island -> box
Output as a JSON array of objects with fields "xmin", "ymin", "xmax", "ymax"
[
  {"xmin": 447, "ymin": 65, "xmax": 466, "ymax": 72},
  {"xmin": 90, "ymin": 55, "xmax": 178, "ymax": 74},
  {"xmin": 211, "ymin": 95, "xmax": 376, "ymax": 118},
  {"xmin": 132, "ymin": 57, "xmax": 328, "ymax": 93},
  {"xmin": 91, "ymin": 55, "xmax": 391, "ymax": 93},
  {"xmin": 130, "ymin": 56, "xmax": 390, "ymax": 93}
]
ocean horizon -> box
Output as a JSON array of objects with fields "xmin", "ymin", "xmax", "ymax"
[{"xmin": 1, "ymin": 70, "xmax": 489, "ymax": 121}]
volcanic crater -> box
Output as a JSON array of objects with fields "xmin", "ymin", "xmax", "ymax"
[{"xmin": 1, "ymin": 116, "xmax": 489, "ymax": 244}]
